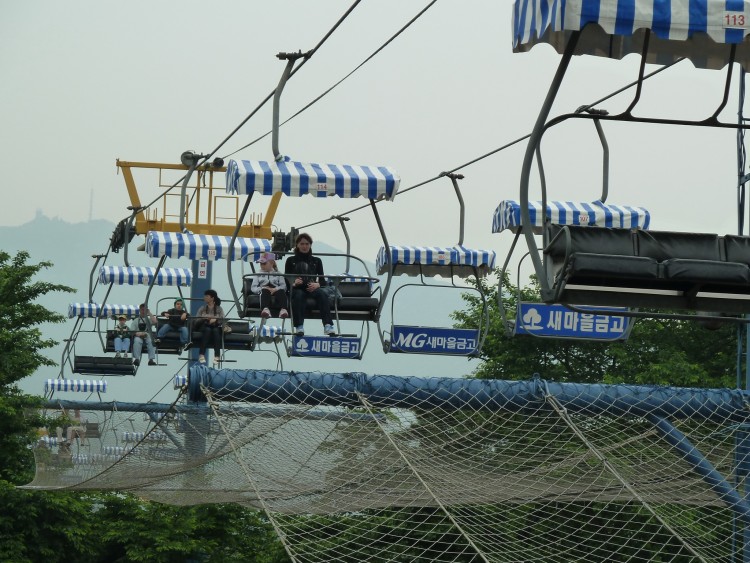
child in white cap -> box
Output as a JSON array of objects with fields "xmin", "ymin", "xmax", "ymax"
[
  {"xmin": 113, "ymin": 314, "xmax": 131, "ymax": 358},
  {"xmin": 251, "ymin": 252, "xmax": 289, "ymax": 319}
]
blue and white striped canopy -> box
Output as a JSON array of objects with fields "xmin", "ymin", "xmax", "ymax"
[
  {"xmin": 68, "ymin": 303, "xmax": 140, "ymax": 319},
  {"xmin": 45, "ymin": 379, "xmax": 107, "ymax": 393},
  {"xmin": 226, "ymin": 158, "xmax": 400, "ymax": 201},
  {"xmin": 376, "ymin": 246, "xmax": 496, "ymax": 278},
  {"xmin": 145, "ymin": 231, "xmax": 272, "ymax": 262},
  {"xmin": 252, "ymin": 324, "xmax": 284, "ymax": 341},
  {"xmin": 122, "ymin": 431, "xmax": 167, "ymax": 443},
  {"xmin": 513, "ymin": 0, "xmax": 750, "ymax": 69},
  {"xmin": 493, "ymin": 200, "xmax": 651, "ymax": 234},
  {"xmin": 99, "ymin": 266, "xmax": 193, "ymax": 287}
]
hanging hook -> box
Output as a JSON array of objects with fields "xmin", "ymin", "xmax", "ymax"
[
  {"xmin": 331, "ymin": 215, "xmax": 352, "ymax": 272},
  {"xmin": 179, "ymin": 151, "xmax": 208, "ymax": 233},
  {"xmin": 439, "ymin": 172, "xmax": 466, "ymax": 246},
  {"xmin": 272, "ymin": 50, "xmax": 310, "ymax": 162},
  {"xmin": 575, "ymin": 106, "xmax": 610, "ymax": 204}
]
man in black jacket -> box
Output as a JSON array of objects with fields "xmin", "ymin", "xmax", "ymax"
[{"xmin": 284, "ymin": 232, "xmax": 335, "ymax": 336}]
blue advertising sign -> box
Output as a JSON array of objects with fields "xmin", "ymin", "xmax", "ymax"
[
  {"xmin": 515, "ymin": 303, "xmax": 632, "ymax": 341},
  {"xmin": 291, "ymin": 336, "xmax": 361, "ymax": 358},
  {"xmin": 390, "ymin": 325, "xmax": 479, "ymax": 355}
]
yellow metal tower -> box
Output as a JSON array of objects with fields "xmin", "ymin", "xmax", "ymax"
[{"xmin": 116, "ymin": 159, "xmax": 282, "ymax": 239}]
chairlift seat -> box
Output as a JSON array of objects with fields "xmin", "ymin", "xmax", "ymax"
[
  {"xmin": 84, "ymin": 421, "xmax": 100, "ymax": 439},
  {"xmin": 241, "ymin": 277, "xmax": 379, "ymax": 321},
  {"xmin": 545, "ymin": 225, "xmax": 750, "ymax": 312},
  {"xmin": 154, "ymin": 318, "xmax": 255, "ymax": 353},
  {"xmin": 73, "ymin": 355, "xmax": 136, "ymax": 376}
]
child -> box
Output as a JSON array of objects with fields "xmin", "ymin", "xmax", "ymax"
[
  {"xmin": 251, "ymin": 252, "xmax": 289, "ymax": 319},
  {"xmin": 113, "ymin": 314, "xmax": 131, "ymax": 358}
]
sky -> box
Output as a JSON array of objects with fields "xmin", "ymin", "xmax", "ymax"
[
  {"xmin": 3, "ymin": 1, "xmax": 749, "ymax": 402},
  {"xmin": 4, "ymin": 1, "xmax": 744, "ymax": 242}
]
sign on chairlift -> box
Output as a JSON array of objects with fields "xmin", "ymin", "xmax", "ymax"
[
  {"xmin": 291, "ymin": 335, "xmax": 361, "ymax": 358},
  {"xmin": 514, "ymin": 303, "xmax": 633, "ymax": 341},
  {"xmin": 390, "ymin": 326, "xmax": 479, "ymax": 355}
]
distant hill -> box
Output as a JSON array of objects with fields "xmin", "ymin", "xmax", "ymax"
[{"xmin": 1, "ymin": 214, "xmax": 480, "ymax": 404}]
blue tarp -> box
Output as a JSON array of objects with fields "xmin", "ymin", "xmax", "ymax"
[{"xmin": 190, "ymin": 366, "xmax": 750, "ymax": 422}]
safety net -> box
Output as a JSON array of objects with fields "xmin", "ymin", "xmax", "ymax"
[{"xmin": 26, "ymin": 368, "xmax": 750, "ymax": 562}]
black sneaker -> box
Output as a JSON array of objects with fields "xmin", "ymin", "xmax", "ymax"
[
  {"xmin": 182, "ymin": 341, "xmax": 192, "ymax": 351},
  {"xmin": 133, "ymin": 359, "xmax": 140, "ymax": 366},
  {"xmin": 148, "ymin": 359, "xmax": 157, "ymax": 366}
]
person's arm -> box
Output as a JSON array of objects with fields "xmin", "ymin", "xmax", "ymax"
[
  {"xmin": 286, "ymin": 257, "xmax": 305, "ymax": 288},
  {"xmin": 250, "ymin": 275, "xmax": 263, "ymax": 294},
  {"xmin": 317, "ymin": 257, "xmax": 327, "ymax": 287}
]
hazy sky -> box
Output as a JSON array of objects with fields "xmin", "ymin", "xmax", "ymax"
[{"xmin": 3, "ymin": 1, "xmax": 749, "ymax": 399}]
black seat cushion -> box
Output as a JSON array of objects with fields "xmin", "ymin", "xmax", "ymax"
[
  {"xmin": 546, "ymin": 225, "xmax": 636, "ymax": 258},
  {"xmin": 724, "ymin": 234, "xmax": 750, "ymax": 265},
  {"xmin": 661, "ymin": 259, "xmax": 750, "ymax": 284},
  {"xmin": 566, "ymin": 253, "xmax": 659, "ymax": 280},
  {"xmin": 637, "ymin": 231, "xmax": 721, "ymax": 261}
]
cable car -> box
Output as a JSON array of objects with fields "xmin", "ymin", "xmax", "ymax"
[
  {"xmin": 376, "ymin": 173, "xmax": 496, "ymax": 356},
  {"xmin": 63, "ymin": 303, "xmax": 140, "ymax": 377},
  {"xmin": 514, "ymin": 0, "xmax": 750, "ymax": 321},
  {"xmin": 224, "ymin": 52, "xmax": 400, "ymax": 360}
]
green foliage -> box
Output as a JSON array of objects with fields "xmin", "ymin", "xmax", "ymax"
[
  {"xmin": 0, "ymin": 251, "xmax": 73, "ymax": 483},
  {"xmin": 90, "ymin": 495, "xmax": 288, "ymax": 562},
  {"xmin": 0, "ymin": 250, "xmax": 288, "ymax": 562},
  {"xmin": 453, "ymin": 269, "xmax": 739, "ymax": 388},
  {"xmin": 0, "ymin": 250, "xmax": 73, "ymax": 387}
]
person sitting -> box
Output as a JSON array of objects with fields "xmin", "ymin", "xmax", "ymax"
[
  {"xmin": 113, "ymin": 314, "xmax": 131, "ymax": 358},
  {"xmin": 156, "ymin": 298, "xmax": 190, "ymax": 351},
  {"xmin": 284, "ymin": 232, "xmax": 335, "ymax": 336},
  {"xmin": 130, "ymin": 303, "xmax": 157, "ymax": 366},
  {"xmin": 196, "ymin": 289, "xmax": 225, "ymax": 366},
  {"xmin": 251, "ymin": 252, "xmax": 289, "ymax": 319}
]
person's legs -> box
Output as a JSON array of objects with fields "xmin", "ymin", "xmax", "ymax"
[
  {"xmin": 156, "ymin": 323, "xmax": 170, "ymax": 339},
  {"xmin": 272, "ymin": 289, "xmax": 288, "ymax": 309},
  {"xmin": 178, "ymin": 326, "xmax": 189, "ymax": 345},
  {"xmin": 123, "ymin": 337, "xmax": 131, "ymax": 357},
  {"xmin": 145, "ymin": 338, "xmax": 156, "ymax": 361},
  {"xmin": 211, "ymin": 326, "xmax": 221, "ymax": 356},
  {"xmin": 259, "ymin": 289, "xmax": 272, "ymax": 310},
  {"xmin": 199, "ymin": 325, "xmax": 211, "ymax": 357},
  {"xmin": 133, "ymin": 336, "xmax": 144, "ymax": 362},
  {"xmin": 291, "ymin": 289, "xmax": 307, "ymax": 328},
  {"xmin": 312, "ymin": 288, "xmax": 333, "ymax": 326}
]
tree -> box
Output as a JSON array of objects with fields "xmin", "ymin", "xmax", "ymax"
[
  {"xmin": 0, "ymin": 250, "xmax": 290, "ymax": 562},
  {"xmin": 0, "ymin": 250, "xmax": 74, "ymax": 482},
  {"xmin": 452, "ymin": 269, "xmax": 738, "ymax": 388}
]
